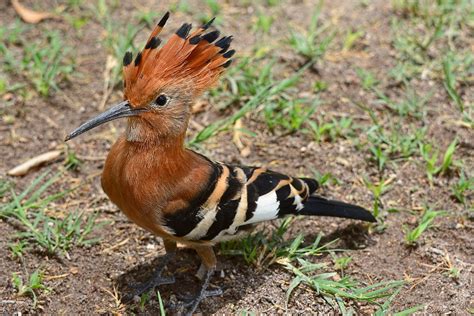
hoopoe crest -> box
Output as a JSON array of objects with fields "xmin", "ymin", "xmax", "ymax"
[
  {"xmin": 123, "ymin": 13, "xmax": 233, "ymax": 107},
  {"xmin": 65, "ymin": 12, "xmax": 234, "ymax": 142}
]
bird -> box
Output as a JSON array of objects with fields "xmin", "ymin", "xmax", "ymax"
[{"xmin": 65, "ymin": 12, "xmax": 376, "ymax": 315}]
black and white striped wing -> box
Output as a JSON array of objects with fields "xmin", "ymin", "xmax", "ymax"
[
  {"xmin": 162, "ymin": 162, "xmax": 318, "ymax": 243},
  {"xmin": 241, "ymin": 166, "xmax": 317, "ymax": 224}
]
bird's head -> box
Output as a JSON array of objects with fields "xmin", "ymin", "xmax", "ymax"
[{"xmin": 66, "ymin": 12, "xmax": 234, "ymax": 143}]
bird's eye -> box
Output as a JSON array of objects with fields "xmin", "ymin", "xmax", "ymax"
[{"xmin": 155, "ymin": 94, "xmax": 168, "ymax": 106}]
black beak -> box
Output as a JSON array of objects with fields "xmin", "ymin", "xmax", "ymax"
[{"xmin": 65, "ymin": 101, "xmax": 147, "ymax": 141}]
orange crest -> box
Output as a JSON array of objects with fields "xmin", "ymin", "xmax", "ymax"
[{"xmin": 122, "ymin": 12, "xmax": 234, "ymax": 107}]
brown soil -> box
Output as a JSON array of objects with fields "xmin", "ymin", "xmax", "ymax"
[{"xmin": 1, "ymin": 0, "xmax": 472, "ymax": 315}]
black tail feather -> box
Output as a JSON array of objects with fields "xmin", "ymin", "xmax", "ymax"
[{"xmin": 299, "ymin": 196, "xmax": 376, "ymax": 222}]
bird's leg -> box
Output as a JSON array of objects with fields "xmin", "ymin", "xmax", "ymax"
[
  {"xmin": 126, "ymin": 239, "xmax": 177, "ymax": 300},
  {"xmin": 182, "ymin": 246, "xmax": 222, "ymax": 315}
]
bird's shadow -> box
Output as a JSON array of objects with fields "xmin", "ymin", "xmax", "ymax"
[
  {"xmin": 115, "ymin": 222, "xmax": 374, "ymax": 314},
  {"xmin": 115, "ymin": 247, "xmax": 269, "ymax": 315},
  {"xmin": 319, "ymin": 222, "xmax": 376, "ymax": 250}
]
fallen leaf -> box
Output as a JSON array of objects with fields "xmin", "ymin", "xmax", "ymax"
[
  {"xmin": 11, "ymin": 0, "xmax": 55, "ymax": 24},
  {"xmin": 8, "ymin": 150, "xmax": 62, "ymax": 176}
]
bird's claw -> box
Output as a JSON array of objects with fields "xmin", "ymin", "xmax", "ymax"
[
  {"xmin": 123, "ymin": 252, "xmax": 176, "ymax": 302},
  {"xmin": 167, "ymin": 286, "xmax": 222, "ymax": 315},
  {"xmin": 124, "ymin": 274, "xmax": 175, "ymax": 302},
  {"xmin": 176, "ymin": 286, "xmax": 223, "ymax": 303}
]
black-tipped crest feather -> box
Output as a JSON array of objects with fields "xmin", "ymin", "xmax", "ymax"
[
  {"xmin": 223, "ymin": 49, "xmax": 236, "ymax": 58},
  {"xmin": 145, "ymin": 36, "xmax": 161, "ymax": 49},
  {"xmin": 176, "ymin": 23, "xmax": 192, "ymax": 39},
  {"xmin": 158, "ymin": 11, "xmax": 170, "ymax": 27},
  {"xmin": 123, "ymin": 51, "xmax": 133, "ymax": 66},
  {"xmin": 215, "ymin": 36, "xmax": 232, "ymax": 48},
  {"xmin": 218, "ymin": 44, "xmax": 230, "ymax": 54},
  {"xmin": 134, "ymin": 52, "xmax": 142, "ymax": 66},
  {"xmin": 202, "ymin": 30, "xmax": 220, "ymax": 43},
  {"xmin": 189, "ymin": 35, "xmax": 201, "ymax": 45},
  {"xmin": 202, "ymin": 17, "xmax": 216, "ymax": 29}
]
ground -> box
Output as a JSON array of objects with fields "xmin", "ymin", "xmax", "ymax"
[{"xmin": 0, "ymin": 0, "xmax": 473, "ymax": 315}]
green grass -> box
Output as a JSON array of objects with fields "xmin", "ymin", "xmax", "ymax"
[
  {"xmin": 355, "ymin": 101, "xmax": 427, "ymax": 171},
  {"xmin": 356, "ymin": 68, "xmax": 431, "ymax": 119},
  {"xmin": 169, "ymin": 0, "xmax": 191, "ymax": 14},
  {"xmin": 12, "ymin": 269, "xmax": 50, "ymax": 307},
  {"xmin": 1, "ymin": 171, "xmax": 105, "ymax": 257},
  {"xmin": 333, "ymin": 255, "xmax": 352, "ymax": 272},
  {"xmin": 221, "ymin": 218, "xmax": 408, "ymax": 314},
  {"xmin": 342, "ymin": 29, "xmax": 365, "ymax": 51},
  {"xmin": 264, "ymin": 98, "xmax": 320, "ymax": 134},
  {"xmin": 389, "ymin": 0, "xmax": 473, "ymax": 84},
  {"xmin": 253, "ymin": 12, "xmax": 274, "ymax": 34},
  {"xmin": 9, "ymin": 240, "xmax": 28, "ymax": 259},
  {"xmin": 442, "ymin": 53, "xmax": 466, "ymax": 113},
  {"xmin": 190, "ymin": 58, "xmax": 307, "ymax": 146},
  {"xmin": 309, "ymin": 116, "xmax": 355, "ymax": 143},
  {"xmin": 356, "ymin": 67, "xmax": 379, "ymax": 90},
  {"xmin": 93, "ymin": 1, "xmax": 143, "ymax": 90},
  {"xmin": 364, "ymin": 177, "xmax": 391, "ymax": 220},
  {"xmin": 220, "ymin": 217, "xmax": 327, "ymax": 267},
  {"xmin": 312, "ymin": 171, "xmax": 341, "ymax": 190},
  {"xmin": 285, "ymin": 259, "xmax": 405, "ymax": 314},
  {"xmin": 287, "ymin": 4, "xmax": 334, "ymax": 61},
  {"xmin": 136, "ymin": 289, "xmax": 166, "ymax": 315},
  {"xmin": 64, "ymin": 148, "xmax": 82, "ymax": 171},
  {"xmin": 205, "ymin": 0, "xmax": 221, "ymax": 15},
  {"xmin": 0, "ymin": 24, "xmax": 74, "ymax": 96},
  {"xmin": 419, "ymin": 139, "xmax": 458, "ymax": 183},
  {"xmin": 135, "ymin": 10, "xmax": 161, "ymax": 28},
  {"xmin": 451, "ymin": 170, "xmax": 473, "ymax": 205},
  {"xmin": 157, "ymin": 290, "xmax": 166, "ymax": 315},
  {"xmin": 404, "ymin": 209, "xmax": 447, "ymax": 246}
]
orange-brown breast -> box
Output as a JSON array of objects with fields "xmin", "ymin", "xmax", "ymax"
[{"xmin": 101, "ymin": 135, "xmax": 212, "ymax": 241}]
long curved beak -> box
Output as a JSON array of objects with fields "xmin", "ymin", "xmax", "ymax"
[{"xmin": 65, "ymin": 101, "xmax": 147, "ymax": 141}]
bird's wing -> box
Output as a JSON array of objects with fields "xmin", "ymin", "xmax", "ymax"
[
  {"xmin": 161, "ymin": 161, "xmax": 316, "ymax": 243},
  {"xmin": 238, "ymin": 166, "xmax": 317, "ymax": 224}
]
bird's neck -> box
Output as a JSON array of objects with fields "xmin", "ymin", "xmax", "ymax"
[
  {"xmin": 120, "ymin": 117, "xmax": 212, "ymax": 176},
  {"xmin": 126, "ymin": 117, "xmax": 188, "ymax": 145}
]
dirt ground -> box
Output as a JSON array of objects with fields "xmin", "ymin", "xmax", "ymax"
[{"xmin": 1, "ymin": 0, "xmax": 473, "ymax": 315}]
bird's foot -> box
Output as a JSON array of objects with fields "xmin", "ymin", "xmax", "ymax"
[
  {"xmin": 129, "ymin": 274, "xmax": 176, "ymax": 297},
  {"xmin": 178, "ymin": 286, "xmax": 223, "ymax": 303},
  {"xmin": 123, "ymin": 253, "xmax": 175, "ymax": 302},
  {"xmin": 184, "ymin": 268, "xmax": 220, "ymax": 315},
  {"xmin": 167, "ymin": 286, "xmax": 222, "ymax": 315}
]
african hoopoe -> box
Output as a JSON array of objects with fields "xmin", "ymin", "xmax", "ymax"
[{"xmin": 66, "ymin": 12, "xmax": 375, "ymax": 314}]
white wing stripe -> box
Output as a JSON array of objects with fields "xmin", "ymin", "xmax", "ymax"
[
  {"xmin": 294, "ymin": 194, "xmax": 304, "ymax": 211},
  {"xmin": 245, "ymin": 190, "xmax": 280, "ymax": 224}
]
